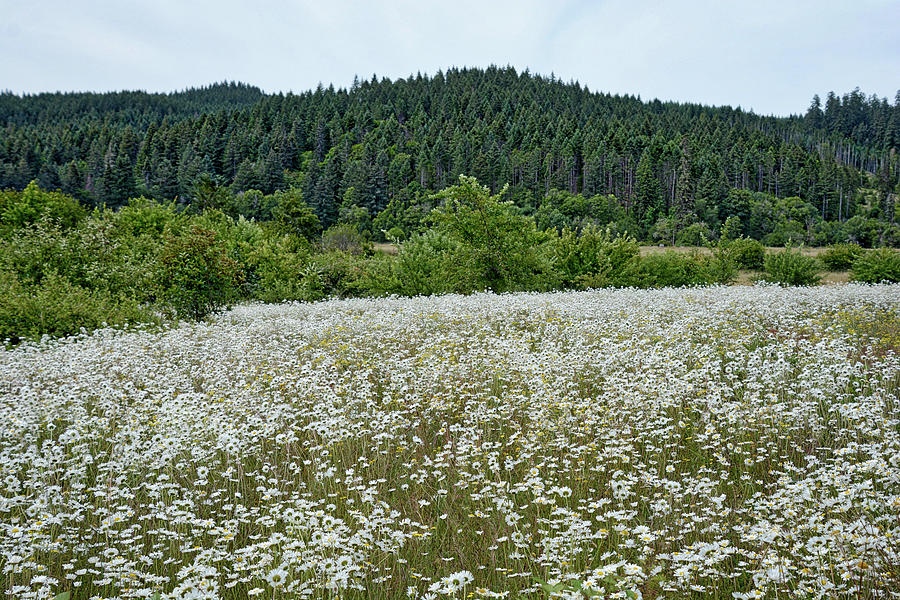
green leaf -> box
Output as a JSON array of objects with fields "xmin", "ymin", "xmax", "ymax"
[
  {"xmin": 54, "ymin": 593, "xmax": 71, "ymax": 600},
  {"xmin": 534, "ymin": 576, "xmax": 565, "ymax": 594}
]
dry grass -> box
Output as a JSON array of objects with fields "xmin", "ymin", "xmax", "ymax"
[
  {"xmin": 640, "ymin": 245, "xmax": 829, "ymax": 257},
  {"xmin": 734, "ymin": 270, "xmax": 851, "ymax": 286},
  {"xmin": 372, "ymin": 242, "xmax": 398, "ymax": 255}
]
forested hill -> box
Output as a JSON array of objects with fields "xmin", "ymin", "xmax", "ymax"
[
  {"xmin": 0, "ymin": 82, "xmax": 264, "ymax": 127},
  {"xmin": 1, "ymin": 66, "xmax": 898, "ymax": 240}
]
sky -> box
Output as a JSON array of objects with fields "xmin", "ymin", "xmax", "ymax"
[{"xmin": 1, "ymin": 0, "xmax": 898, "ymax": 116}]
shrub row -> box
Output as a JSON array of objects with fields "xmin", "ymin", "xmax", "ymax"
[{"xmin": 2, "ymin": 179, "xmax": 898, "ymax": 343}]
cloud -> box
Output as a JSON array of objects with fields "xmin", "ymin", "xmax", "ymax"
[{"xmin": 0, "ymin": 0, "xmax": 896, "ymax": 114}]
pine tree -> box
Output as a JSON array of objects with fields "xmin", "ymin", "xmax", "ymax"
[{"xmin": 634, "ymin": 149, "xmax": 661, "ymax": 230}]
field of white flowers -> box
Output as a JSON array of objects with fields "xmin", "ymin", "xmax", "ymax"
[{"xmin": 2, "ymin": 284, "xmax": 900, "ymax": 600}]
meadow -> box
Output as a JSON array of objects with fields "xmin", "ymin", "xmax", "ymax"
[{"xmin": 2, "ymin": 284, "xmax": 900, "ymax": 600}]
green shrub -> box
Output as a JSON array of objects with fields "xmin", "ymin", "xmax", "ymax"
[
  {"xmin": 845, "ymin": 215, "xmax": 900, "ymax": 248},
  {"xmin": 0, "ymin": 180, "xmax": 85, "ymax": 233},
  {"xmin": 707, "ymin": 241, "xmax": 738, "ymax": 284},
  {"xmin": 320, "ymin": 223, "xmax": 371, "ymax": 254},
  {"xmin": 628, "ymin": 251, "xmax": 714, "ymax": 288},
  {"xmin": 433, "ymin": 176, "xmax": 554, "ymax": 293},
  {"xmin": 271, "ymin": 189, "xmax": 321, "ymax": 240},
  {"xmin": 0, "ymin": 270, "xmax": 154, "ymax": 344},
  {"xmin": 389, "ymin": 230, "xmax": 457, "ymax": 296},
  {"xmin": 675, "ymin": 222, "xmax": 713, "ymax": 247},
  {"xmin": 728, "ymin": 237, "xmax": 765, "ymax": 270},
  {"xmin": 111, "ymin": 197, "xmax": 185, "ymax": 237},
  {"xmin": 309, "ymin": 250, "xmax": 373, "ymax": 298},
  {"xmin": 763, "ymin": 247, "xmax": 821, "ymax": 286},
  {"xmin": 821, "ymin": 243, "xmax": 865, "ymax": 270},
  {"xmin": 552, "ymin": 226, "xmax": 640, "ymax": 289},
  {"xmin": 720, "ymin": 215, "xmax": 742, "ymax": 241},
  {"xmin": 851, "ymin": 247, "xmax": 900, "ymax": 283},
  {"xmin": 354, "ymin": 252, "xmax": 401, "ymax": 297},
  {"xmin": 0, "ymin": 223, "xmax": 70, "ymax": 285},
  {"xmin": 244, "ymin": 234, "xmax": 312, "ymax": 302},
  {"xmin": 155, "ymin": 227, "xmax": 244, "ymax": 319},
  {"xmin": 2, "ymin": 218, "xmax": 163, "ymax": 304}
]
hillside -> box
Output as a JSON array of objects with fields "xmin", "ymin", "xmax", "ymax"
[{"xmin": 1, "ymin": 67, "xmax": 898, "ymax": 239}]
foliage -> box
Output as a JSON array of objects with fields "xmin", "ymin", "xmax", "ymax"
[
  {"xmin": 628, "ymin": 250, "xmax": 716, "ymax": 288},
  {"xmin": 1, "ymin": 180, "xmax": 898, "ymax": 343},
  {"xmin": 844, "ymin": 215, "xmax": 900, "ymax": 248},
  {"xmin": 320, "ymin": 223, "xmax": 371, "ymax": 254},
  {"xmin": 720, "ymin": 215, "xmax": 742, "ymax": 241},
  {"xmin": 851, "ymin": 247, "xmax": 900, "ymax": 283},
  {"xmin": 433, "ymin": 176, "xmax": 554, "ymax": 293},
  {"xmin": 155, "ymin": 226, "xmax": 244, "ymax": 319},
  {"xmin": 551, "ymin": 226, "xmax": 640, "ymax": 289},
  {"xmin": 309, "ymin": 250, "xmax": 372, "ymax": 298},
  {"xmin": 0, "ymin": 270, "xmax": 153, "ymax": 344},
  {"xmin": 0, "ymin": 180, "xmax": 85, "ymax": 232},
  {"xmin": 707, "ymin": 239, "xmax": 739, "ymax": 284},
  {"xmin": 387, "ymin": 230, "xmax": 459, "ymax": 296},
  {"xmin": 728, "ymin": 237, "xmax": 765, "ymax": 270},
  {"xmin": 821, "ymin": 242, "xmax": 866, "ymax": 270},
  {"xmin": 676, "ymin": 222, "xmax": 713, "ymax": 246},
  {"xmin": 111, "ymin": 197, "xmax": 186, "ymax": 237},
  {"xmin": 271, "ymin": 188, "xmax": 321, "ymax": 240},
  {"xmin": 243, "ymin": 234, "xmax": 313, "ymax": 302},
  {"xmin": 536, "ymin": 575, "xmax": 641, "ymax": 600},
  {"xmin": 534, "ymin": 189, "xmax": 626, "ymax": 233},
  {"xmin": 763, "ymin": 247, "xmax": 822, "ymax": 286}
]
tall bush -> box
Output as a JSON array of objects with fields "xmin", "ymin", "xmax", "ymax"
[
  {"xmin": 728, "ymin": 237, "xmax": 765, "ymax": 270},
  {"xmin": 763, "ymin": 247, "xmax": 821, "ymax": 286},
  {"xmin": 155, "ymin": 227, "xmax": 244, "ymax": 319},
  {"xmin": 821, "ymin": 243, "xmax": 865, "ymax": 271},
  {"xmin": 433, "ymin": 176, "xmax": 554, "ymax": 293},
  {"xmin": 851, "ymin": 247, "xmax": 900, "ymax": 283},
  {"xmin": 552, "ymin": 226, "xmax": 640, "ymax": 289}
]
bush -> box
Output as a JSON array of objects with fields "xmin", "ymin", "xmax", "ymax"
[
  {"xmin": 433, "ymin": 176, "xmax": 554, "ymax": 293},
  {"xmin": 844, "ymin": 216, "xmax": 900, "ymax": 248},
  {"xmin": 309, "ymin": 250, "xmax": 373, "ymax": 298},
  {"xmin": 244, "ymin": 234, "xmax": 312, "ymax": 302},
  {"xmin": 0, "ymin": 180, "xmax": 85, "ymax": 233},
  {"xmin": 0, "ymin": 270, "xmax": 153, "ymax": 344},
  {"xmin": 628, "ymin": 251, "xmax": 714, "ymax": 288},
  {"xmin": 707, "ymin": 241, "xmax": 738, "ymax": 284},
  {"xmin": 851, "ymin": 247, "xmax": 900, "ymax": 283},
  {"xmin": 821, "ymin": 243, "xmax": 865, "ymax": 271},
  {"xmin": 271, "ymin": 189, "xmax": 321, "ymax": 240},
  {"xmin": 155, "ymin": 227, "xmax": 244, "ymax": 319},
  {"xmin": 320, "ymin": 223, "xmax": 371, "ymax": 254},
  {"xmin": 389, "ymin": 230, "xmax": 458, "ymax": 296},
  {"xmin": 728, "ymin": 237, "xmax": 765, "ymax": 270},
  {"xmin": 111, "ymin": 197, "xmax": 185, "ymax": 237},
  {"xmin": 551, "ymin": 226, "xmax": 640, "ymax": 289},
  {"xmin": 676, "ymin": 222, "xmax": 713, "ymax": 247},
  {"xmin": 763, "ymin": 247, "xmax": 821, "ymax": 286},
  {"xmin": 1, "ymin": 219, "xmax": 159, "ymax": 302},
  {"xmin": 720, "ymin": 215, "xmax": 742, "ymax": 241}
]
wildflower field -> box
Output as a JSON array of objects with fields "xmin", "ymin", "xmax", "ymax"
[{"xmin": 2, "ymin": 284, "xmax": 900, "ymax": 600}]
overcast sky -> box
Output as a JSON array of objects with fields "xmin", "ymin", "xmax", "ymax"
[{"xmin": 1, "ymin": 0, "xmax": 897, "ymax": 116}]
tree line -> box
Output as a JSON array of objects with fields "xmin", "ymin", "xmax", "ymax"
[{"xmin": 1, "ymin": 67, "xmax": 898, "ymax": 244}]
